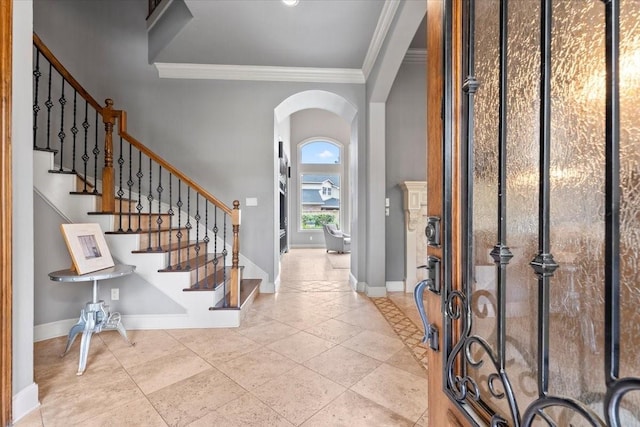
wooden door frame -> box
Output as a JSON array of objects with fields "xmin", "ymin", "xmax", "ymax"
[
  {"xmin": 426, "ymin": 0, "xmax": 466, "ymax": 425},
  {"xmin": 0, "ymin": 0, "xmax": 12, "ymax": 425}
]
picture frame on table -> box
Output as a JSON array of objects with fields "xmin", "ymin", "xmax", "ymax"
[{"xmin": 60, "ymin": 223, "xmax": 115, "ymax": 275}]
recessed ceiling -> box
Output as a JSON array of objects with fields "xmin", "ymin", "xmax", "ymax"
[{"xmin": 154, "ymin": 0, "xmax": 387, "ymax": 69}]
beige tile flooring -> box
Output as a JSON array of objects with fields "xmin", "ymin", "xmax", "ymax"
[{"xmin": 17, "ymin": 248, "xmax": 429, "ymax": 427}]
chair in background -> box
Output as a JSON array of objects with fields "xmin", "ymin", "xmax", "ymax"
[{"xmin": 323, "ymin": 224, "xmax": 351, "ymax": 253}]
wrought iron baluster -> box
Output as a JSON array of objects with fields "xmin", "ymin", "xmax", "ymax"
[
  {"xmin": 136, "ymin": 151, "xmax": 143, "ymax": 231},
  {"xmin": 204, "ymin": 202, "xmax": 210, "ymax": 289},
  {"xmin": 223, "ymin": 213, "xmax": 228, "ymax": 307},
  {"xmin": 157, "ymin": 165, "xmax": 163, "ymax": 251},
  {"xmin": 92, "ymin": 110, "xmax": 99, "ymax": 194},
  {"xmin": 147, "ymin": 158, "xmax": 153, "ymax": 251},
  {"xmin": 117, "ymin": 136, "xmax": 124, "ymax": 231},
  {"xmin": 185, "ymin": 188, "xmax": 192, "ymax": 269},
  {"xmin": 81, "ymin": 100, "xmax": 89, "ymax": 192},
  {"xmin": 45, "ymin": 62, "xmax": 53, "ymax": 151},
  {"xmin": 57, "ymin": 77, "xmax": 66, "ymax": 172},
  {"xmin": 71, "ymin": 90, "xmax": 78, "ymax": 173},
  {"xmin": 167, "ymin": 175, "xmax": 174, "ymax": 269},
  {"xmin": 213, "ymin": 206, "xmax": 218, "ymax": 294},
  {"xmin": 194, "ymin": 195, "xmax": 201, "ymax": 288},
  {"xmin": 176, "ymin": 180, "xmax": 183, "ymax": 269},
  {"xmin": 126, "ymin": 143, "xmax": 133, "ymax": 232},
  {"xmin": 33, "ymin": 49, "xmax": 41, "ymax": 149}
]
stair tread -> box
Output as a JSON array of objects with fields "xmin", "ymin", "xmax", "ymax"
[
  {"xmin": 210, "ymin": 279, "xmax": 261, "ymax": 310},
  {"xmin": 48, "ymin": 169, "xmax": 77, "ymax": 175},
  {"xmin": 70, "ymin": 191, "xmax": 101, "ymax": 196},
  {"xmin": 87, "ymin": 211, "xmax": 172, "ymax": 215},
  {"xmin": 133, "ymin": 240, "xmax": 204, "ymax": 253},
  {"xmin": 158, "ymin": 253, "xmax": 224, "ymax": 272},
  {"xmin": 34, "ymin": 147, "xmax": 58, "ymax": 154},
  {"xmin": 106, "ymin": 227, "xmax": 188, "ymax": 235},
  {"xmin": 183, "ymin": 267, "xmax": 233, "ymax": 291}
]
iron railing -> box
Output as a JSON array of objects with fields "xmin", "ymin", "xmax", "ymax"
[{"xmin": 33, "ymin": 33, "xmax": 242, "ymax": 308}]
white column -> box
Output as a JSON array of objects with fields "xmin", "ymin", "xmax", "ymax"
[{"xmin": 401, "ymin": 181, "xmax": 427, "ymax": 292}]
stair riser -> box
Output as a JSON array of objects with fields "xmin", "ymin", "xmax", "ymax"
[
  {"xmin": 167, "ymin": 245, "xmax": 208, "ymax": 268},
  {"xmin": 190, "ymin": 257, "xmax": 224, "ymax": 283},
  {"xmin": 192, "ymin": 266, "xmax": 243, "ymax": 291},
  {"xmin": 114, "ymin": 213, "xmax": 172, "ymax": 231},
  {"xmin": 139, "ymin": 229, "xmax": 190, "ymax": 249},
  {"xmin": 191, "ymin": 271, "xmax": 225, "ymax": 290},
  {"xmin": 75, "ymin": 176, "xmax": 95, "ymax": 193}
]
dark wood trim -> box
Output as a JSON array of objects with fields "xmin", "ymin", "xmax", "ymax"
[
  {"xmin": 0, "ymin": 0, "xmax": 12, "ymax": 425},
  {"xmin": 425, "ymin": 0, "xmax": 449, "ymax": 426},
  {"xmin": 33, "ymin": 33, "xmax": 233, "ymax": 216},
  {"xmin": 33, "ymin": 33, "xmax": 102, "ymax": 112},
  {"xmin": 118, "ymin": 111, "xmax": 232, "ymax": 215}
]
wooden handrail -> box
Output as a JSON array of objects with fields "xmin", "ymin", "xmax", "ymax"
[
  {"xmin": 33, "ymin": 32, "xmax": 240, "ymax": 308},
  {"xmin": 33, "ymin": 31, "xmax": 233, "ymax": 216},
  {"xmin": 33, "ymin": 33, "xmax": 103, "ymax": 112},
  {"xmin": 116, "ymin": 108, "xmax": 233, "ymax": 215}
]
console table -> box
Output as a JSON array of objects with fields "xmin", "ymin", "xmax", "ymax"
[{"xmin": 49, "ymin": 264, "xmax": 136, "ymax": 375}]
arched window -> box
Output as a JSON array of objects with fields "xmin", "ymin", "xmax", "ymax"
[
  {"xmin": 299, "ymin": 140, "xmax": 342, "ymax": 230},
  {"xmin": 300, "ymin": 140, "xmax": 341, "ymax": 165}
]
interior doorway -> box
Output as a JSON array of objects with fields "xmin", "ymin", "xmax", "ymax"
[{"xmin": 272, "ymin": 90, "xmax": 358, "ymax": 291}]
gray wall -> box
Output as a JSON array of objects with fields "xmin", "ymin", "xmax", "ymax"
[
  {"xmin": 33, "ymin": 0, "xmax": 366, "ymax": 283},
  {"xmin": 13, "ymin": 0, "xmax": 35, "ymax": 404},
  {"xmin": 385, "ymin": 61, "xmax": 426, "ymax": 282},
  {"xmin": 289, "ymin": 108, "xmax": 350, "ymax": 248},
  {"xmin": 33, "ymin": 193, "xmax": 184, "ymax": 325}
]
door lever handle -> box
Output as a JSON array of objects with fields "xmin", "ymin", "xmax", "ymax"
[
  {"xmin": 417, "ymin": 256, "xmax": 441, "ymax": 294},
  {"xmin": 414, "ymin": 278, "xmax": 439, "ymax": 352}
]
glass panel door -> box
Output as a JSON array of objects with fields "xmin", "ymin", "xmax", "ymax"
[{"xmin": 432, "ymin": 0, "xmax": 640, "ymax": 425}]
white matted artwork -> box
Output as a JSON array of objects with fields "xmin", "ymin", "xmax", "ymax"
[{"xmin": 60, "ymin": 223, "xmax": 114, "ymax": 274}]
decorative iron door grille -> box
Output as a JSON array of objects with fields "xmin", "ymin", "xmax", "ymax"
[{"xmin": 418, "ymin": 0, "xmax": 640, "ymax": 425}]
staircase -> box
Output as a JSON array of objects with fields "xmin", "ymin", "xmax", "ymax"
[{"xmin": 32, "ymin": 33, "xmax": 261, "ymax": 329}]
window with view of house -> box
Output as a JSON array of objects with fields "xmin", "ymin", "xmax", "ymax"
[{"xmin": 299, "ymin": 140, "xmax": 342, "ymax": 230}]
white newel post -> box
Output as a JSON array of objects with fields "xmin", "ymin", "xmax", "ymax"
[{"xmin": 401, "ymin": 181, "xmax": 428, "ymax": 293}]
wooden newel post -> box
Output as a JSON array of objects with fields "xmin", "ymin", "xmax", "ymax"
[
  {"xmin": 230, "ymin": 200, "xmax": 241, "ymax": 307},
  {"xmin": 101, "ymin": 99, "xmax": 119, "ymax": 212}
]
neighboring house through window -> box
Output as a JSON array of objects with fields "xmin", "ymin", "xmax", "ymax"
[{"xmin": 299, "ymin": 140, "xmax": 342, "ymax": 230}]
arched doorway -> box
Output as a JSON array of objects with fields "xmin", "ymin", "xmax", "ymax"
[{"xmin": 272, "ymin": 90, "xmax": 359, "ymax": 291}]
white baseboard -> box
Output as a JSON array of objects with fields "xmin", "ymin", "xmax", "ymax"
[
  {"xmin": 386, "ymin": 281, "xmax": 404, "ymax": 292},
  {"xmin": 365, "ymin": 285, "xmax": 387, "ymax": 297},
  {"xmin": 349, "ymin": 273, "xmax": 358, "ymax": 291},
  {"xmin": 12, "ymin": 383, "xmax": 40, "ymax": 424},
  {"xmin": 34, "ymin": 318, "xmax": 77, "ymax": 342},
  {"xmin": 34, "ymin": 312, "xmax": 245, "ymax": 341},
  {"xmin": 260, "ymin": 280, "xmax": 276, "ymax": 293}
]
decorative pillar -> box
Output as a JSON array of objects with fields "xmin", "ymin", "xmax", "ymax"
[{"xmin": 401, "ymin": 181, "xmax": 428, "ymax": 292}]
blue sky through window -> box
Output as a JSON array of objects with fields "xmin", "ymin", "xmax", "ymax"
[{"xmin": 301, "ymin": 141, "xmax": 340, "ymax": 164}]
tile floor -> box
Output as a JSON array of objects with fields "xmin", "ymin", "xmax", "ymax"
[{"xmin": 17, "ymin": 248, "xmax": 429, "ymax": 427}]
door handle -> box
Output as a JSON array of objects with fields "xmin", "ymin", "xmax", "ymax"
[
  {"xmin": 414, "ymin": 276, "xmax": 439, "ymax": 352},
  {"xmin": 417, "ymin": 256, "xmax": 441, "ymax": 294}
]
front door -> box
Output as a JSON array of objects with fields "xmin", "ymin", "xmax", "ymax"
[{"xmin": 420, "ymin": 0, "xmax": 640, "ymax": 425}]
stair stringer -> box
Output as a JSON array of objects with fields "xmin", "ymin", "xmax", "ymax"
[{"xmin": 33, "ymin": 150, "xmax": 257, "ymax": 329}]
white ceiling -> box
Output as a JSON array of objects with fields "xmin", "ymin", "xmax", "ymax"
[{"xmin": 153, "ymin": 0, "xmax": 425, "ymax": 75}]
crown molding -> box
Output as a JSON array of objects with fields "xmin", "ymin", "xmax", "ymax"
[
  {"xmin": 404, "ymin": 48, "xmax": 427, "ymax": 64},
  {"xmin": 362, "ymin": 0, "xmax": 401, "ymax": 79},
  {"xmin": 154, "ymin": 63, "xmax": 365, "ymax": 84}
]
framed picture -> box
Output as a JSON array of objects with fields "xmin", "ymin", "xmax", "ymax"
[{"xmin": 60, "ymin": 223, "xmax": 114, "ymax": 275}]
